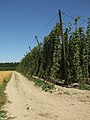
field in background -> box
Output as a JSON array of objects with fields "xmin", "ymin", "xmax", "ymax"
[{"xmin": 0, "ymin": 71, "xmax": 12, "ymax": 85}]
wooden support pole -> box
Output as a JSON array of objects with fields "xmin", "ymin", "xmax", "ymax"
[
  {"xmin": 29, "ymin": 46, "xmax": 32, "ymax": 51},
  {"xmin": 59, "ymin": 9, "xmax": 67, "ymax": 82},
  {"xmin": 35, "ymin": 36, "xmax": 40, "ymax": 46}
]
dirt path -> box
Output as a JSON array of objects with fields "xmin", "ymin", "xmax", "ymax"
[{"xmin": 4, "ymin": 71, "xmax": 90, "ymax": 120}]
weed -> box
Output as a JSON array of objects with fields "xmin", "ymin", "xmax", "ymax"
[
  {"xmin": 42, "ymin": 82, "xmax": 54, "ymax": 91},
  {"xmin": 79, "ymin": 84, "xmax": 90, "ymax": 91},
  {"xmin": 34, "ymin": 78, "xmax": 54, "ymax": 92},
  {"xmin": 27, "ymin": 76, "xmax": 35, "ymax": 81},
  {"xmin": 34, "ymin": 79, "xmax": 44, "ymax": 87},
  {"xmin": 64, "ymin": 91, "xmax": 70, "ymax": 95},
  {"xmin": 0, "ymin": 110, "xmax": 6, "ymax": 118}
]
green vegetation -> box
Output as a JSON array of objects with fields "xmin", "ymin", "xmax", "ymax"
[
  {"xmin": 29, "ymin": 76, "xmax": 54, "ymax": 92},
  {"xmin": 16, "ymin": 18, "xmax": 90, "ymax": 90},
  {"xmin": 34, "ymin": 79, "xmax": 54, "ymax": 92},
  {"xmin": 79, "ymin": 84, "xmax": 90, "ymax": 91},
  {"xmin": 0, "ymin": 62, "xmax": 19, "ymax": 71},
  {"xmin": 0, "ymin": 75, "xmax": 11, "ymax": 120}
]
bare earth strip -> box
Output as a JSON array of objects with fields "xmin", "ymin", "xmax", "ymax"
[{"xmin": 4, "ymin": 71, "xmax": 90, "ymax": 120}]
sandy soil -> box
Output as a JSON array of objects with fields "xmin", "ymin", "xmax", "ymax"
[{"xmin": 4, "ymin": 71, "xmax": 90, "ymax": 120}]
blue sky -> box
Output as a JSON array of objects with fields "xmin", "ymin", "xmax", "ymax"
[{"xmin": 0, "ymin": 0, "xmax": 90, "ymax": 62}]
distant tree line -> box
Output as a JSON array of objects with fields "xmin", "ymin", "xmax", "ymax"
[
  {"xmin": 0, "ymin": 62, "xmax": 19, "ymax": 71},
  {"xmin": 16, "ymin": 18, "xmax": 90, "ymax": 87}
]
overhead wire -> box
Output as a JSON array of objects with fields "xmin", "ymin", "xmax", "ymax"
[
  {"xmin": 23, "ymin": 10, "xmax": 90, "ymax": 58},
  {"xmin": 62, "ymin": 12, "xmax": 87, "ymax": 23},
  {"xmin": 37, "ymin": 13, "xmax": 58, "ymax": 35},
  {"xmin": 31, "ymin": 10, "xmax": 89, "ymax": 50},
  {"xmin": 61, "ymin": 10, "xmax": 89, "ymax": 31},
  {"xmin": 63, "ymin": 11, "xmax": 89, "ymax": 19}
]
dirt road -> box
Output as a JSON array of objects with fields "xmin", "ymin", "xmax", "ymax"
[{"xmin": 4, "ymin": 71, "xmax": 90, "ymax": 120}]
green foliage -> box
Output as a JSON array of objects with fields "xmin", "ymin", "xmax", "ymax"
[
  {"xmin": 50, "ymin": 24, "xmax": 62, "ymax": 80},
  {"xmin": 16, "ymin": 20, "xmax": 90, "ymax": 90},
  {"xmin": 69, "ymin": 28, "xmax": 83, "ymax": 83},
  {"xmin": 42, "ymin": 82, "xmax": 54, "ymax": 92},
  {"xmin": 34, "ymin": 79, "xmax": 44, "ymax": 87},
  {"xmin": 0, "ymin": 110, "xmax": 6, "ymax": 119},
  {"xmin": 0, "ymin": 62, "xmax": 19, "ymax": 71},
  {"xmin": 64, "ymin": 28, "xmax": 70, "ymax": 84},
  {"xmin": 86, "ymin": 18, "xmax": 90, "ymax": 80},
  {"xmin": 34, "ymin": 79, "xmax": 54, "ymax": 92},
  {"xmin": 79, "ymin": 84, "xmax": 90, "ymax": 91}
]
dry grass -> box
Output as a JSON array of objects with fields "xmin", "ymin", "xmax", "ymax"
[
  {"xmin": 0, "ymin": 71, "xmax": 12, "ymax": 119},
  {"xmin": 0, "ymin": 71, "xmax": 12, "ymax": 85}
]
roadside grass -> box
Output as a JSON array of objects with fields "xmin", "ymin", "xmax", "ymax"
[
  {"xmin": 0, "ymin": 71, "xmax": 12, "ymax": 120},
  {"xmin": 34, "ymin": 79, "xmax": 54, "ymax": 92},
  {"xmin": 28, "ymin": 76, "xmax": 55, "ymax": 92},
  {"xmin": 79, "ymin": 84, "xmax": 90, "ymax": 91},
  {"xmin": 25, "ymin": 74, "xmax": 90, "ymax": 94}
]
